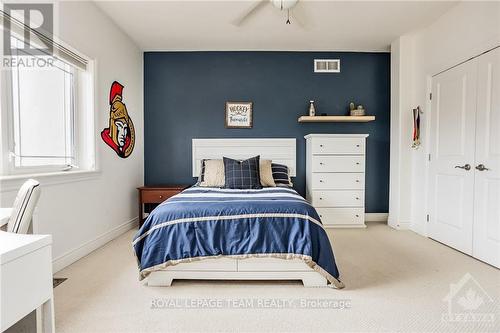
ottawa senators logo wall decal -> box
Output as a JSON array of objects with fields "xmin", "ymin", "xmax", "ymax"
[{"xmin": 101, "ymin": 81, "xmax": 135, "ymax": 158}]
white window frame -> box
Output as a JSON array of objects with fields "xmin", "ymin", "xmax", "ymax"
[
  {"xmin": 4, "ymin": 47, "xmax": 80, "ymax": 175},
  {"xmin": 0, "ymin": 29, "xmax": 97, "ymax": 181}
]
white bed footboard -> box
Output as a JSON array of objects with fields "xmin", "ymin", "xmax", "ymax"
[{"xmin": 147, "ymin": 258, "xmax": 328, "ymax": 287}]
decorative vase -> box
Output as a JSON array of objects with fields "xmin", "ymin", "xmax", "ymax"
[{"xmin": 309, "ymin": 100, "xmax": 316, "ymax": 117}]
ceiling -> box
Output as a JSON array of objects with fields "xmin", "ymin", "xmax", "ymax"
[{"xmin": 94, "ymin": 1, "xmax": 457, "ymax": 52}]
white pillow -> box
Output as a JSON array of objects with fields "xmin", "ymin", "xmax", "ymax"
[
  {"xmin": 199, "ymin": 159, "xmax": 225, "ymax": 187},
  {"xmin": 260, "ymin": 159, "xmax": 276, "ymax": 187}
]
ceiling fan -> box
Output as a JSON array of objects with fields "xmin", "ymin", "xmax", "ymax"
[{"xmin": 232, "ymin": 0, "xmax": 304, "ymax": 27}]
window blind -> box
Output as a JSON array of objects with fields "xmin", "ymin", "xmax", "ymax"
[{"xmin": 1, "ymin": 10, "xmax": 88, "ymax": 71}]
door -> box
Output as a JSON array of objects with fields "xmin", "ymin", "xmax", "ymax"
[
  {"xmin": 428, "ymin": 60, "xmax": 477, "ymax": 255},
  {"xmin": 473, "ymin": 47, "xmax": 500, "ymax": 268}
]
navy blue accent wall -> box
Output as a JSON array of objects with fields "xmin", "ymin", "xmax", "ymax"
[{"xmin": 144, "ymin": 52, "xmax": 390, "ymax": 212}]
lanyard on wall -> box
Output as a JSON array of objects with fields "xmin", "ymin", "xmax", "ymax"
[{"xmin": 412, "ymin": 106, "xmax": 422, "ymax": 149}]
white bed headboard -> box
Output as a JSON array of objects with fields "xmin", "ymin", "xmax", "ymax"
[{"xmin": 192, "ymin": 138, "xmax": 296, "ymax": 177}]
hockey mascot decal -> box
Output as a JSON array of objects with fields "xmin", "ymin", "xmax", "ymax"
[{"xmin": 101, "ymin": 81, "xmax": 135, "ymax": 158}]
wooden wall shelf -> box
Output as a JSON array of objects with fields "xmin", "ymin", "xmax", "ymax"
[{"xmin": 298, "ymin": 115, "xmax": 375, "ymax": 123}]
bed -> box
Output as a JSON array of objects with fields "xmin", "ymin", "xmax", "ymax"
[{"xmin": 133, "ymin": 138, "xmax": 344, "ymax": 289}]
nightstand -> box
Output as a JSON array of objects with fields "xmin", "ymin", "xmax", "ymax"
[{"xmin": 137, "ymin": 185, "xmax": 188, "ymax": 227}]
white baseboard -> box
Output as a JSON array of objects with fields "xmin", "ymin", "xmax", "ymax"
[
  {"xmin": 394, "ymin": 222, "xmax": 411, "ymax": 230},
  {"xmin": 365, "ymin": 213, "xmax": 388, "ymax": 222},
  {"xmin": 387, "ymin": 215, "xmax": 411, "ymax": 230},
  {"xmin": 410, "ymin": 223, "xmax": 428, "ymax": 236},
  {"xmin": 52, "ymin": 216, "xmax": 138, "ymax": 273}
]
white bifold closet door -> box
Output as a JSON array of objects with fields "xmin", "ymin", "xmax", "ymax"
[
  {"xmin": 473, "ymin": 48, "xmax": 500, "ymax": 268},
  {"xmin": 429, "ymin": 47, "xmax": 500, "ymax": 268},
  {"xmin": 429, "ymin": 59, "xmax": 477, "ymax": 255}
]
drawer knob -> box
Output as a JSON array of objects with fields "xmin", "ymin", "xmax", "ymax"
[
  {"xmin": 356, "ymin": 144, "xmax": 360, "ymax": 147},
  {"xmin": 320, "ymin": 197, "xmax": 323, "ymax": 200},
  {"xmin": 355, "ymin": 197, "xmax": 359, "ymax": 200},
  {"xmin": 356, "ymin": 214, "xmax": 359, "ymax": 217},
  {"xmin": 356, "ymin": 180, "xmax": 360, "ymax": 183},
  {"xmin": 320, "ymin": 162, "xmax": 324, "ymax": 165},
  {"xmin": 319, "ymin": 180, "xmax": 323, "ymax": 183},
  {"xmin": 159, "ymin": 195, "xmax": 163, "ymax": 198},
  {"xmin": 356, "ymin": 162, "xmax": 360, "ymax": 165},
  {"xmin": 320, "ymin": 144, "xmax": 323, "ymax": 147},
  {"xmin": 319, "ymin": 215, "xmax": 323, "ymax": 218}
]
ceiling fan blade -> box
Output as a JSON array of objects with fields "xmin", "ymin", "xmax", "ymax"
[{"xmin": 232, "ymin": 0, "xmax": 268, "ymax": 26}]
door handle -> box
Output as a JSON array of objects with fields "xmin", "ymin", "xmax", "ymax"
[
  {"xmin": 475, "ymin": 164, "xmax": 490, "ymax": 171},
  {"xmin": 455, "ymin": 164, "xmax": 471, "ymax": 171}
]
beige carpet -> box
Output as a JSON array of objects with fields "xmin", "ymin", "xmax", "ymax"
[{"xmin": 54, "ymin": 223, "xmax": 500, "ymax": 332}]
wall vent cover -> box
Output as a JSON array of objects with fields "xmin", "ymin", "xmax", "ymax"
[{"xmin": 314, "ymin": 59, "xmax": 340, "ymax": 73}]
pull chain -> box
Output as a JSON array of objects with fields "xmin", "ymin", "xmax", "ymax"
[{"xmin": 286, "ymin": 9, "xmax": 291, "ymax": 24}]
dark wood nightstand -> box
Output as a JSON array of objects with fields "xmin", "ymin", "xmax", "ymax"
[{"xmin": 137, "ymin": 185, "xmax": 188, "ymax": 226}]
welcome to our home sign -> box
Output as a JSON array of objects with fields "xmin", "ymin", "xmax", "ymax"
[{"xmin": 225, "ymin": 101, "xmax": 253, "ymax": 128}]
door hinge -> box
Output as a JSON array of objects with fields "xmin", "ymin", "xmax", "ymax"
[
  {"xmin": 429, "ymin": 93, "xmax": 432, "ymax": 100},
  {"xmin": 426, "ymin": 214, "xmax": 430, "ymax": 222},
  {"xmin": 428, "ymin": 154, "xmax": 431, "ymax": 162}
]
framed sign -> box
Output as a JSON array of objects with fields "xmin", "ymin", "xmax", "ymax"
[{"xmin": 225, "ymin": 101, "xmax": 253, "ymax": 128}]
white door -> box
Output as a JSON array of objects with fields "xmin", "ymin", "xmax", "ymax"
[
  {"xmin": 428, "ymin": 60, "xmax": 477, "ymax": 255},
  {"xmin": 473, "ymin": 47, "xmax": 500, "ymax": 268}
]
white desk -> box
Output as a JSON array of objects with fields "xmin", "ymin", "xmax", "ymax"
[{"xmin": 0, "ymin": 231, "xmax": 54, "ymax": 333}]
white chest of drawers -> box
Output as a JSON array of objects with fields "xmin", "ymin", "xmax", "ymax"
[{"xmin": 305, "ymin": 134, "xmax": 369, "ymax": 228}]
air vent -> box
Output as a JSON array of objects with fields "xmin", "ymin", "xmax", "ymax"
[{"xmin": 314, "ymin": 59, "xmax": 340, "ymax": 73}]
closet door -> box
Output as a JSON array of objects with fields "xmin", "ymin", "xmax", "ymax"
[
  {"xmin": 428, "ymin": 60, "xmax": 477, "ymax": 255},
  {"xmin": 473, "ymin": 47, "xmax": 500, "ymax": 268}
]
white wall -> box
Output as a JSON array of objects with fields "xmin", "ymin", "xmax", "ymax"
[
  {"xmin": 0, "ymin": 1, "xmax": 143, "ymax": 272},
  {"xmin": 389, "ymin": 35, "xmax": 415, "ymax": 229},
  {"xmin": 390, "ymin": 2, "xmax": 500, "ymax": 235}
]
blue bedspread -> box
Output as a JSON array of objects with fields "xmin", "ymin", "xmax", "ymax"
[{"xmin": 133, "ymin": 187, "xmax": 344, "ymax": 288}]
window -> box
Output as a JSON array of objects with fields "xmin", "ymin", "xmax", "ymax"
[
  {"xmin": 1, "ymin": 14, "xmax": 95, "ymax": 176},
  {"xmin": 10, "ymin": 37, "xmax": 77, "ymax": 170}
]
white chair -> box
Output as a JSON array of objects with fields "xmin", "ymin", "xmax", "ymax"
[{"xmin": 6, "ymin": 179, "xmax": 41, "ymax": 234}]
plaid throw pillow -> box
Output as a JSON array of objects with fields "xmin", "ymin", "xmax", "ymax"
[
  {"xmin": 271, "ymin": 163, "xmax": 293, "ymax": 187},
  {"xmin": 223, "ymin": 156, "xmax": 262, "ymax": 189}
]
